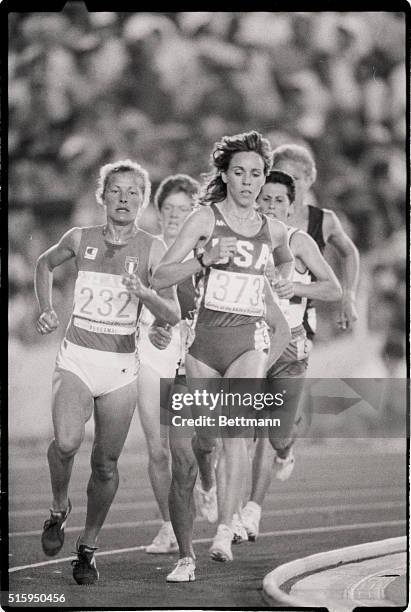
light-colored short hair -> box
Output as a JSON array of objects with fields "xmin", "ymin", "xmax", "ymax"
[
  {"xmin": 272, "ymin": 144, "xmax": 317, "ymax": 184},
  {"xmin": 95, "ymin": 159, "xmax": 151, "ymax": 208}
]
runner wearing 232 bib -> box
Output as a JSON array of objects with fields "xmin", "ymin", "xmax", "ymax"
[{"xmin": 35, "ymin": 160, "xmax": 179, "ymax": 585}]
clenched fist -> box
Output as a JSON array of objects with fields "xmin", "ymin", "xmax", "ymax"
[
  {"xmin": 36, "ymin": 308, "xmax": 59, "ymax": 335},
  {"xmin": 203, "ymin": 237, "xmax": 237, "ymax": 266}
]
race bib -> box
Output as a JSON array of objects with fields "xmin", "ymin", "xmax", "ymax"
[
  {"xmin": 72, "ymin": 271, "xmax": 138, "ymax": 335},
  {"xmin": 204, "ymin": 268, "xmax": 264, "ymax": 316}
]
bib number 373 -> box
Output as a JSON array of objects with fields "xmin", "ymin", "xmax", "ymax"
[{"xmin": 204, "ymin": 269, "xmax": 264, "ymax": 316}]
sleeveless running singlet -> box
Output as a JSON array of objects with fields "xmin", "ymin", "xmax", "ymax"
[
  {"xmin": 286, "ymin": 227, "xmax": 311, "ymax": 330},
  {"xmin": 195, "ymin": 204, "xmax": 273, "ymax": 327},
  {"xmin": 66, "ymin": 225, "xmax": 154, "ymax": 353},
  {"xmin": 307, "ymin": 205, "xmax": 325, "ymax": 254},
  {"xmin": 304, "ymin": 205, "xmax": 326, "ymax": 338}
]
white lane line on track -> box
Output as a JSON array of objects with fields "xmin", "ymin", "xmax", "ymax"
[
  {"xmin": 9, "ymin": 500, "xmax": 405, "ymax": 538},
  {"xmin": 9, "ymin": 486, "xmax": 404, "ymax": 517},
  {"xmin": 9, "ymin": 519, "xmax": 405, "ymax": 573}
]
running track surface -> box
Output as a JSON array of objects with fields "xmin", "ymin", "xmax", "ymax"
[{"xmin": 7, "ymin": 442, "xmax": 407, "ymax": 609}]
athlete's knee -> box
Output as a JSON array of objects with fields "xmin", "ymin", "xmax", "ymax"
[
  {"xmin": 192, "ymin": 433, "xmax": 216, "ymax": 454},
  {"xmin": 171, "ymin": 448, "xmax": 198, "ymax": 486},
  {"xmin": 91, "ymin": 455, "xmax": 119, "ymax": 482},
  {"xmin": 52, "ymin": 435, "xmax": 82, "ymax": 460},
  {"xmin": 148, "ymin": 442, "xmax": 169, "ymax": 470}
]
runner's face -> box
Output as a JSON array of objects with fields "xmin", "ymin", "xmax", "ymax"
[
  {"xmin": 103, "ymin": 171, "xmax": 145, "ymax": 224},
  {"xmin": 257, "ymin": 183, "xmax": 291, "ymax": 223},
  {"xmin": 272, "ymin": 160, "xmax": 311, "ymax": 206},
  {"xmin": 223, "ymin": 152, "xmax": 266, "ymax": 208},
  {"xmin": 160, "ymin": 191, "xmax": 193, "ymax": 241}
]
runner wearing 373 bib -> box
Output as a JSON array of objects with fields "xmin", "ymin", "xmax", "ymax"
[
  {"xmin": 189, "ymin": 204, "xmax": 274, "ymax": 375},
  {"xmin": 153, "ymin": 131, "xmax": 293, "ymax": 577}
]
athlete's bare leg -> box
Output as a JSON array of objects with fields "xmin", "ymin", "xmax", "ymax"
[
  {"xmin": 249, "ymin": 436, "xmax": 275, "ymax": 507},
  {"xmin": 218, "ymin": 350, "xmax": 267, "ymax": 527},
  {"xmin": 169, "ymin": 425, "xmax": 197, "ymax": 559},
  {"xmin": 48, "ymin": 369, "xmax": 93, "ymax": 512},
  {"xmin": 185, "ymin": 355, "xmax": 221, "ymax": 493},
  {"xmin": 138, "ymin": 365, "xmax": 171, "ymax": 522},
  {"xmin": 79, "ymin": 381, "xmax": 137, "ymax": 547},
  {"xmin": 167, "ymin": 357, "xmax": 220, "ymax": 560}
]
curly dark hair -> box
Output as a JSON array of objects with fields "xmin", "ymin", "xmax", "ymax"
[{"xmin": 200, "ymin": 130, "xmax": 273, "ymax": 205}]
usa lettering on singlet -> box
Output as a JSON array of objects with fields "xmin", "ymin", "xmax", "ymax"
[
  {"xmin": 66, "ymin": 226, "xmax": 154, "ymax": 353},
  {"xmin": 195, "ymin": 204, "xmax": 273, "ymax": 327}
]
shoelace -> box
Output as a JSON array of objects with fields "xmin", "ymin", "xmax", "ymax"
[
  {"xmin": 71, "ymin": 546, "xmax": 98, "ymax": 568},
  {"xmin": 176, "ymin": 557, "xmax": 194, "ymax": 567}
]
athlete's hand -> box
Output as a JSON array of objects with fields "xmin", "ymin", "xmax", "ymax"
[
  {"xmin": 122, "ymin": 273, "xmax": 148, "ymax": 298},
  {"xmin": 36, "ymin": 308, "xmax": 59, "ymax": 335},
  {"xmin": 204, "ymin": 237, "xmax": 237, "ymax": 265},
  {"xmin": 337, "ymin": 294, "xmax": 358, "ymax": 331},
  {"xmin": 148, "ymin": 324, "xmax": 172, "ymax": 350},
  {"xmin": 273, "ymin": 279, "xmax": 295, "ymax": 299}
]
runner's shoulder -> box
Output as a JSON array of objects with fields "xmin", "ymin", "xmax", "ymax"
[{"xmin": 266, "ymin": 216, "xmax": 288, "ymax": 247}]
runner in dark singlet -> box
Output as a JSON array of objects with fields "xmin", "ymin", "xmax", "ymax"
[
  {"xmin": 272, "ymin": 144, "xmax": 359, "ymax": 338},
  {"xmin": 152, "ymin": 131, "xmax": 294, "ymax": 577}
]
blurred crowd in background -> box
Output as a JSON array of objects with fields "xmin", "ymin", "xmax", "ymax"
[{"xmin": 9, "ymin": 10, "xmax": 407, "ymax": 366}]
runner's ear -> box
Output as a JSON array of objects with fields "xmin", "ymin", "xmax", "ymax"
[{"xmin": 221, "ymin": 172, "xmax": 228, "ymax": 184}]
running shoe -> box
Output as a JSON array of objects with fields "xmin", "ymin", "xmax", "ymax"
[
  {"xmin": 274, "ymin": 446, "xmax": 295, "ymax": 481},
  {"xmin": 41, "ymin": 498, "xmax": 72, "ymax": 556},
  {"xmin": 240, "ymin": 501, "xmax": 261, "ymax": 542},
  {"xmin": 231, "ymin": 513, "xmax": 248, "ymax": 544},
  {"xmin": 145, "ymin": 521, "xmax": 178, "ymax": 554},
  {"xmin": 209, "ymin": 524, "xmax": 233, "ymax": 562},
  {"xmin": 194, "ymin": 484, "xmax": 218, "ymax": 523},
  {"xmin": 72, "ymin": 538, "xmax": 99, "ymax": 585},
  {"xmin": 166, "ymin": 557, "xmax": 196, "ymax": 582}
]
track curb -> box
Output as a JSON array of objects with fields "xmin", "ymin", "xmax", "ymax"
[{"xmin": 262, "ymin": 535, "xmax": 406, "ymax": 609}]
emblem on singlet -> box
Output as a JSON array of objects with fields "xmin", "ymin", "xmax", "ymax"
[
  {"xmin": 84, "ymin": 246, "xmax": 98, "ymax": 260},
  {"xmin": 124, "ymin": 256, "xmax": 139, "ymax": 275},
  {"xmin": 216, "ymin": 219, "xmax": 226, "ymax": 226}
]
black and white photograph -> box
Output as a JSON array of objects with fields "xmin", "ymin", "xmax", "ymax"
[{"xmin": 6, "ymin": 6, "xmax": 409, "ymax": 611}]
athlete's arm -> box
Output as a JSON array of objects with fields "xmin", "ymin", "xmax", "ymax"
[
  {"xmin": 148, "ymin": 324, "xmax": 173, "ymax": 350},
  {"xmin": 123, "ymin": 238, "xmax": 181, "ymax": 326},
  {"xmin": 267, "ymin": 218, "xmax": 294, "ymax": 280},
  {"xmin": 290, "ymin": 232, "xmax": 342, "ymax": 301},
  {"xmin": 323, "ymin": 209, "xmax": 360, "ymax": 329},
  {"xmin": 264, "ymin": 277, "xmax": 291, "ymax": 369},
  {"xmin": 151, "ymin": 207, "xmax": 237, "ymax": 290},
  {"xmin": 34, "ymin": 227, "xmax": 82, "ymax": 335}
]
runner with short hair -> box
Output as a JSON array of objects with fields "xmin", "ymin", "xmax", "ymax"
[
  {"xmin": 35, "ymin": 159, "xmax": 180, "ymax": 584},
  {"xmin": 137, "ymin": 174, "xmax": 199, "ymax": 554},
  {"xmin": 240, "ymin": 158, "xmax": 353, "ymax": 540}
]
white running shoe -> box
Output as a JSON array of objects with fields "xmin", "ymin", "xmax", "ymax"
[
  {"xmin": 166, "ymin": 557, "xmax": 196, "ymax": 582},
  {"xmin": 209, "ymin": 524, "xmax": 233, "ymax": 562},
  {"xmin": 194, "ymin": 484, "xmax": 218, "ymax": 523},
  {"xmin": 240, "ymin": 501, "xmax": 261, "ymax": 542},
  {"xmin": 274, "ymin": 447, "xmax": 295, "ymax": 481},
  {"xmin": 231, "ymin": 513, "xmax": 248, "ymax": 544},
  {"xmin": 145, "ymin": 522, "xmax": 178, "ymax": 554}
]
